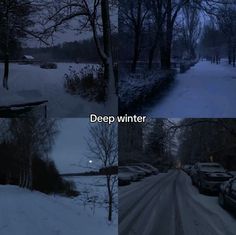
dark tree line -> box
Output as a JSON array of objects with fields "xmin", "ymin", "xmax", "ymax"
[
  {"xmin": 144, "ymin": 119, "xmax": 176, "ymax": 167},
  {"xmin": 120, "ymin": 0, "xmax": 236, "ymax": 72},
  {"xmin": 22, "ymin": 34, "xmax": 118, "ymax": 63},
  {"xmin": 177, "ymin": 119, "xmax": 236, "ymax": 170},
  {"xmin": 0, "ymin": 116, "xmax": 75, "ymax": 195}
]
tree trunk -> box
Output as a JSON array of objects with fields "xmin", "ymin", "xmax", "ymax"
[
  {"xmin": 106, "ymin": 175, "xmax": 112, "ymax": 221},
  {"xmin": 131, "ymin": 28, "xmax": 141, "ymax": 73},
  {"xmin": 148, "ymin": 30, "xmax": 159, "ymax": 70},
  {"xmin": 101, "ymin": 0, "xmax": 115, "ymax": 96},
  {"xmin": 160, "ymin": 0, "xmax": 172, "ymax": 70},
  {"xmin": 3, "ymin": 52, "xmax": 9, "ymax": 90}
]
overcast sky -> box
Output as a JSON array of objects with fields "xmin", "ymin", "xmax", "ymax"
[{"xmin": 50, "ymin": 118, "xmax": 99, "ymax": 174}]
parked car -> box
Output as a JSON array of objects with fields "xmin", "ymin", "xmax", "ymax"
[
  {"xmin": 123, "ymin": 166, "xmax": 146, "ymax": 179},
  {"xmin": 129, "ymin": 165, "xmax": 152, "ymax": 176},
  {"xmin": 118, "ymin": 166, "xmax": 139, "ymax": 186},
  {"xmin": 191, "ymin": 162, "xmax": 232, "ymax": 194},
  {"xmin": 182, "ymin": 164, "xmax": 193, "ymax": 175},
  {"xmin": 219, "ymin": 177, "xmax": 236, "ymax": 212},
  {"xmin": 134, "ymin": 163, "xmax": 159, "ymax": 175}
]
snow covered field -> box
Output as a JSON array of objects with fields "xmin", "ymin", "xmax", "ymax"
[
  {"xmin": 144, "ymin": 60, "xmax": 236, "ymax": 117},
  {"xmin": 119, "ymin": 170, "xmax": 236, "ymax": 235},
  {"xmin": 0, "ymin": 176, "xmax": 117, "ymax": 235},
  {"xmin": 65, "ymin": 176, "xmax": 118, "ymax": 219},
  {"xmin": 0, "ymin": 63, "xmax": 117, "ymax": 117}
]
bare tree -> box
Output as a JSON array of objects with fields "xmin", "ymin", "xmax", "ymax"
[
  {"xmin": 6, "ymin": 115, "xmax": 58, "ymax": 189},
  {"xmin": 42, "ymin": 0, "xmax": 117, "ymax": 96},
  {"xmin": 119, "ymin": 0, "xmax": 149, "ymax": 72},
  {"xmin": 86, "ymin": 123, "xmax": 118, "ymax": 221}
]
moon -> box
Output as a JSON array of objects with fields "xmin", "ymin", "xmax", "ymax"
[{"xmin": 89, "ymin": 160, "xmax": 93, "ymax": 164}]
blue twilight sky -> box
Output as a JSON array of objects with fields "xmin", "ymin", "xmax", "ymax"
[{"xmin": 50, "ymin": 118, "xmax": 99, "ymax": 174}]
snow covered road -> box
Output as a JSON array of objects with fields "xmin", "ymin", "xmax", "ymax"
[
  {"xmin": 119, "ymin": 170, "xmax": 236, "ymax": 235},
  {"xmin": 146, "ymin": 61, "xmax": 236, "ymax": 117}
]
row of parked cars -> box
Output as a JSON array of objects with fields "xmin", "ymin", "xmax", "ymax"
[
  {"xmin": 182, "ymin": 162, "xmax": 236, "ymax": 212},
  {"xmin": 119, "ymin": 163, "xmax": 159, "ymax": 186}
]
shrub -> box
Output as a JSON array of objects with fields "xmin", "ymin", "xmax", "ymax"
[
  {"xmin": 64, "ymin": 65, "xmax": 107, "ymax": 102},
  {"xmin": 40, "ymin": 62, "xmax": 57, "ymax": 69}
]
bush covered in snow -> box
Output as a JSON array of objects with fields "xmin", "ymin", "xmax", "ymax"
[
  {"xmin": 64, "ymin": 65, "xmax": 107, "ymax": 102},
  {"xmin": 40, "ymin": 62, "xmax": 58, "ymax": 69},
  {"xmin": 119, "ymin": 69, "xmax": 176, "ymax": 114}
]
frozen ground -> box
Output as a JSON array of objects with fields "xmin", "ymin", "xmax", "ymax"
[
  {"xmin": 119, "ymin": 170, "xmax": 236, "ymax": 235},
  {"xmin": 65, "ymin": 176, "xmax": 118, "ymax": 217},
  {"xmin": 0, "ymin": 63, "xmax": 117, "ymax": 117},
  {"xmin": 0, "ymin": 176, "xmax": 117, "ymax": 235},
  {"xmin": 145, "ymin": 60, "xmax": 236, "ymax": 117}
]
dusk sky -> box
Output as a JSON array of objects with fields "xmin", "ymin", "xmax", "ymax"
[{"xmin": 50, "ymin": 118, "xmax": 99, "ymax": 174}]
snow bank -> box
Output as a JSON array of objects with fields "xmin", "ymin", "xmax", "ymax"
[{"xmin": 0, "ymin": 185, "xmax": 117, "ymax": 235}]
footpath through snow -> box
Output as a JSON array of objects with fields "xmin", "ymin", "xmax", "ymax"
[
  {"xmin": 145, "ymin": 60, "xmax": 236, "ymax": 117},
  {"xmin": 0, "ymin": 185, "xmax": 116, "ymax": 235}
]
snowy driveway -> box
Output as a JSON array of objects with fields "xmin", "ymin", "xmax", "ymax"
[
  {"xmin": 145, "ymin": 61, "xmax": 236, "ymax": 117},
  {"xmin": 119, "ymin": 170, "xmax": 236, "ymax": 235}
]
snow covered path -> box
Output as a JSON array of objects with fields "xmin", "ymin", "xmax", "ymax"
[
  {"xmin": 0, "ymin": 185, "xmax": 117, "ymax": 235},
  {"xmin": 0, "ymin": 63, "xmax": 117, "ymax": 117},
  {"xmin": 145, "ymin": 61, "xmax": 236, "ymax": 117},
  {"xmin": 119, "ymin": 170, "xmax": 236, "ymax": 235}
]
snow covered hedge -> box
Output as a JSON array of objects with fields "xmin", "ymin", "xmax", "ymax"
[{"xmin": 119, "ymin": 69, "xmax": 176, "ymax": 114}]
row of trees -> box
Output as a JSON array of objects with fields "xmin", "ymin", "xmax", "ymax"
[
  {"xmin": 22, "ymin": 34, "xmax": 118, "ymax": 63},
  {"xmin": 0, "ymin": 116, "xmax": 75, "ymax": 194},
  {"xmin": 120, "ymin": 0, "xmax": 236, "ymax": 72},
  {"xmin": 118, "ymin": 120, "xmax": 176, "ymax": 167},
  {"xmin": 144, "ymin": 119, "xmax": 176, "ymax": 166},
  {"xmin": 177, "ymin": 119, "xmax": 236, "ymax": 169},
  {"xmin": 200, "ymin": 2, "xmax": 236, "ymax": 67},
  {"xmin": 0, "ymin": 0, "xmax": 117, "ymax": 96}
]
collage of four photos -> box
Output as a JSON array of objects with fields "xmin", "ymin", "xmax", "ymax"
[{"xmin": 1, "ymin": 0, "xmax": 236, "ymax": 235}]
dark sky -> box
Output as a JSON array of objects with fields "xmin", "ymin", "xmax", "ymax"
[{"xmin": 50, "ymin": 118, "xmax": 98, "ymax": 174}]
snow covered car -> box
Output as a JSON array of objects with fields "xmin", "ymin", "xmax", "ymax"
[
  {"xmin": 182, "ymin": 164, "xmax": 193, "ymax": 175},
  {"xmin": 191, "ymin": 162, "xmax": 232, "ymax": 194},
  {"xmin": 125, "ymin": 166, "xmax": 146, "ymax": 178},
  {"xmin": 134, "ymin": 163, "xmax": 159, "ymax": 175},
  {"xmin": 219, "ymin": 177, "xmax": 236, "ymax": 212},
  {"xmin": 118, "ymin": 166, "xmax": 142, "ymax": 186},
  {"xmin": 129, "ymin": 165, "xmax": 152, "ymax": 176}
]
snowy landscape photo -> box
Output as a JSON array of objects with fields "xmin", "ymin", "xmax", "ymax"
[
  {"xmin": 0, "ymin": 0, "xmax": 118, "ymax": 117},
  {"xmin": 0, "ymin": 117, "xmax": 118, "ymax": 235},
  {"xmin": 119, "ymin": 119, "xmax": 236, "ymax": 235},
  {"xmin": 119, "ymin": 0, "xmax": 236, "ymax": 117}
]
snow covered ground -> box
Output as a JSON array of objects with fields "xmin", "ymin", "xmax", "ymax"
[
  {"xmin": 0, "ymin": 63, "xmax": 117, "ymax": 117},
  {"xmin": 144, "ymin": 60, "xmax": 236, "ymax": 117},
  {"xmin": 119, "ymin": 170, "xmax": 236, "ymax": 235},
  {"xmin": 64, "ymin": 176, "xmax": 118, "ymax": 218},
  {"xmin": 0, "ymin": 176, "xmax": 117, "ymax": 235}
]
